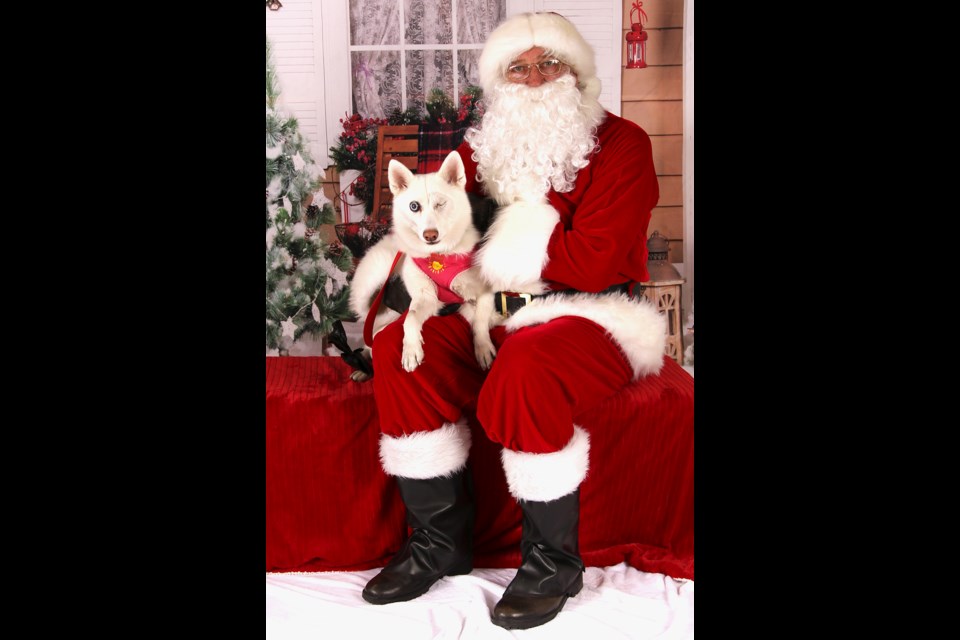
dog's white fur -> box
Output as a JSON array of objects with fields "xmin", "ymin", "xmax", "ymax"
[
  {"xmin": 500, "ymin": 426, "xmax": 590, "ymax": 501},
  {"xmin": 379, "ymin": 419, "xmax": 472, "ymax": 479},
  {"xmin": 348, "ymin": 233, "xmax": 402, "ymax": 333},
  {"xmin": 388, "ymin": 151, "xmax": 499, "ymax": 372},
  {"xmin": 346, "ymin": 234, "xmax": 401, "ymax": 381}
]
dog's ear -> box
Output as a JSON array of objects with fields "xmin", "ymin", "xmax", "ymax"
[
  {"xmin": 388, "ymin": 159, "xmax": 415, "ymax": 196},
  {"xmin": 438, "ymin": 151, "xmax": 466, "ymax": 188}
]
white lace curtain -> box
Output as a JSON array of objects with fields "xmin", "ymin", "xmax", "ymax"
[{"xmin": 349, "ymin": 0, "xmax": 504, "ymax": 118}]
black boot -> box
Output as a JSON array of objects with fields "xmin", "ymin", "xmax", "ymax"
[
  {"xmin": 491, "ymin": 489, "xmax": 584, "ymax": 629},
  {"xmin": 362, "ymin": 467, "xmax": 475, "ymax": 604}
]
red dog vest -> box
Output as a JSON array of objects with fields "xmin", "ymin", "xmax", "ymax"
[{"xmin": 411, "ymin": 250, "xmax": 476, "ymax": 304}]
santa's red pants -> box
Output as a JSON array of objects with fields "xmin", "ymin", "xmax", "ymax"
[{"xmin": 372, "ymin": 312, "xmax": 634, "ymax": 454}]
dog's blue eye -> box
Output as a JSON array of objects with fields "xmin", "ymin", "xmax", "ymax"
[{"xmin": 409, "ymin": 201, "xmax": 420, "ymax": 212}]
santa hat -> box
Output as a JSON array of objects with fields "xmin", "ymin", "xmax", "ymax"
[{"xmin": 478, "ymin": 12, "xmax": 601, "ymax": 103}]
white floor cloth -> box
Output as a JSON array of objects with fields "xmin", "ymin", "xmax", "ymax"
[{"xmin": 266, "ymin": 562, "xmax": 693, "ymax": 639}]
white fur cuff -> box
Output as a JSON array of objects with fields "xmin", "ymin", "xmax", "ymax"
[
  {"xmin": 476, "ymin": 200, "xmax": 559, "ymax": 293},
  {"xmin": 505, "ymin": 292, "xmax": 666, "ymax": 379},
  {"xmin": 501, "ymin": 426, "xmax": 590, "ymax": 502},
  {"xmin": 379, "ymin": 420, "xmax": 472, "ymax": 479}
]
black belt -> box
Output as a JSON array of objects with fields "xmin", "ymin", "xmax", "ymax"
[{"xmin": 494, "ymin": 282, "xmax": 633, "ymax": 317}]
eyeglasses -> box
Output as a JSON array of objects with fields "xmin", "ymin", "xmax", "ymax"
[{"xmin": 504, "ymin": 58, "xmax": 568, "ymax": 81}]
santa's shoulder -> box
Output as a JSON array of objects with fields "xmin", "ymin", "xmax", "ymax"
[
  {"xmin": 595, "ymin": 111, "xmax": 653, "ymax": 159},
  {"xmin": 597, "ymin": 111, "xmax": 651, "ymax": 143}
]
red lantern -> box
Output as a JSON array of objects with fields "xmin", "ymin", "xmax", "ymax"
[{"xmin": 626, "ymin": 1, "xmax": 649, "ymax": 69}]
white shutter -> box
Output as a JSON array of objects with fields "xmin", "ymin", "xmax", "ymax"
[
  {"xmin": 266, "ymin": 1, "xmax": 330, "ymax": 165},
  {"xmin": 528, "ymin": 0, "xmax": 622, "ymax": 115}
]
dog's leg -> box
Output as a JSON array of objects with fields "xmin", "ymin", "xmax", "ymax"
[
  {"xmin": 400, "ymin": 264, "xmax": 443, "ymax": 372},
  {"xmin": 471, "ymin": 290, "xmax": 497, "ymax": 369},
  {"xmin": 350, "ymin": 347, "xmax": 373, "ymax": 382},
  {"xmin": 452, "ymin": 271, "xmax": 497, "ymax": 370},
  {"xmin": 401, "ymin": 292, "xmax": 443, "ymax": 372}
]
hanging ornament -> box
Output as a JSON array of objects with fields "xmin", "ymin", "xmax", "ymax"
[
  {"xmin": 311, "ymin": 189, "xmax": 333, "ymax": 210},
  {"xmin": 311, "ymin": 302, "xmax": 322, "ymax": 323},
  {"xmin": 281, "ymin": 317, "xmax": 298, "ymax": 339},
  {"xmin": 317, "ymin": 255, "xmax": 349, "ymax": 289},
  {"xmin": 626, "ymin": 1, "xmax": 649, "ymax": 69}
]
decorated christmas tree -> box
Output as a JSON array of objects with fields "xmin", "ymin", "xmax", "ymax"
[{"xmin": 266, "ymin": 36, "xmax": 354, "ymax": 355}]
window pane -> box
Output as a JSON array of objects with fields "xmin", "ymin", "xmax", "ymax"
[
  {"xmin": 350, "ymin": 0, "xmax": 400, "ymax": 46},
  {"xmin": 406, "ymin": 50, "xmax": 454, "ymax": 111},
  {"xmin": 456, "ymin": 0, "xmax": 504, "ymax": 44},
  {"xmin": 457, "ymin": 49, "xmax": 482, "ymax": 90},
  {"xmin": 405, "ymin": 0, "xmax": 451, "ymax": 45},
  {"xmin": 351, "ymin": 51, "xmax": 402, "ymax": 119}
]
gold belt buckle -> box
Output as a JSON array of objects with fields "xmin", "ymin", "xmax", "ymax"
[{"xmin": 499, "ymin": 292, "xmax": 532, "ymax": 317}]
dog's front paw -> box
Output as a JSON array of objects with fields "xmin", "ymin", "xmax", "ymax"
[
  {"xmin": 350, "ymin": 370, "xmax": 372, "ymax": 382},
  {"xmin": 401, "ymin": 341, "xmax": 424, "ymax": 372},
  {"xmin": 475, "ymin": 340, "xmax": 497, "ymax": 370}
]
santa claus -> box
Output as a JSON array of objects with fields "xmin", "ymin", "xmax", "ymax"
[{"xmin": 359, "ymin": 12, "xmax": 666, "ymax": 630}]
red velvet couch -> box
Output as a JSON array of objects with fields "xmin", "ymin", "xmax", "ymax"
[{"xmin": 266, "ymin": 355, "xmax": 694, "ymax": 580}]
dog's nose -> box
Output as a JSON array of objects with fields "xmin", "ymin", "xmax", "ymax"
[{"xmin": 423, "ymin": 229, "xmax": 439, "ymax": 243}]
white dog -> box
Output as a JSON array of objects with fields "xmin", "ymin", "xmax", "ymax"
[{"xmin": 349, "ymin": 151, "xmax": 498, "ymax": 377}]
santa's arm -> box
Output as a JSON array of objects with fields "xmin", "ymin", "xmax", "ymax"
[{"xmin": 541, "ymin": 128, "xmax": 659, "ymax": 292}]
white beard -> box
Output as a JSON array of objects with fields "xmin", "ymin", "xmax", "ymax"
[{"xmin": 464, "ymin": 75, "xmax": 605, "ymax": 205}]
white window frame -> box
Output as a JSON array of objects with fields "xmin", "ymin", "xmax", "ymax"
[{"xmin": 345, "ymin": 1, "xmax": 490, "ymax": 112}]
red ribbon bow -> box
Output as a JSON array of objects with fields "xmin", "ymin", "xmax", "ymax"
[{"xmin": 631, "ymin": 1, "xmax": 648, "ymax": 27}]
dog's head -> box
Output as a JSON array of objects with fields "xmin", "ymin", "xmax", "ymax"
[{"xmin": 388, "ymin": 151, "xmax": 475, "ymax": 257}]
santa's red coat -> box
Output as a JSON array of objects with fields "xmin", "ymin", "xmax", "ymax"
[{"xmin": 456, "ymin": 111, "xmax": 659, "ymax": 290}]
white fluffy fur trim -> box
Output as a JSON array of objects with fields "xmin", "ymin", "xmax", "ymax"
[
  {"xmin": 379, "ymin": 420, "xmax": 472, "ymax": 479},
  {"xmin": 505, "ymin": 292, "xmax": 666, "ymax": 378},
  {"xmin": 501, "ymin": 426, "xmax": 590, "ymax": 502},
  {"xmin": 348, "ymin": 234, "xmax": 400, "ymax": 320},
  {"xmin": 580, "ymin": 78, "xmax": 605, "ymax": 118},
  {"xmin": 476, "ymin": 200, "xmax": 558, "ymax": 293},
  {"xmin": 479, "ymin": 13, "xmax": 598, "ymax": 102}
]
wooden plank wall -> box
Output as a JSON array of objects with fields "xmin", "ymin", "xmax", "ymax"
[{"xmin": 621, "ymin": 0, "xmax": 684, "ymax": 263}]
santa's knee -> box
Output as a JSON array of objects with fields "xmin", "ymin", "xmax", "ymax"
[{"xmin": 477, "ymin": 353, "xmax": 573, "ymax": 454}]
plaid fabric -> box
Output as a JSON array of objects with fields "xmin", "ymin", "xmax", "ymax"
[{"xmin": 417, "ymin": 122, "xmax": 471, "ymax": 174}]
